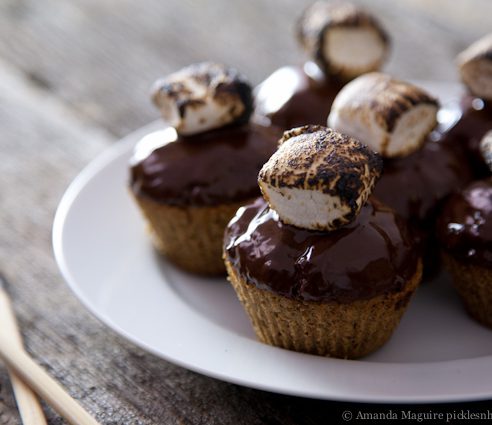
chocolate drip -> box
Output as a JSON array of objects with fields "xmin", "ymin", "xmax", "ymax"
[
  {"xmin": 438, "ymin": 179, "xmax": 492, "ymax": 267},
  {"xmin": 130, "ymin": 123, "xmax": 280, "ymax": 206},
  {"xmin": 224, "ymin": 198, "xmax": 419, "ymax": 303},
  {"xmin": 253, "ymin": 65, "xmax": 344, "ymax": 130}
]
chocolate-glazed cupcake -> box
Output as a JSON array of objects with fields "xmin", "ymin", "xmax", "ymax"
[
  {"xmin": 329, "ymin": 72, "xmax": 473, "ymax": 277},
  {"xmin": 130, "ymin": 63, "xmax": 279, "ymax": 275},
  {"xmin": 437, "ymin": 131, "xmax": 492, "ymax": 328},
  {"xmin": 224, "ymin": 126, "xmax": 422, "ymax": 359},
  {"xmin": 441, "ymin": 33, "xmax": 492, "ymax": 178},
  {"xmin": 373, "ymin": 135, "xmax": 473, "ymax": 277},
  {"xmin": 254, "ymin": 1, "xmax": 389, "ymax": 130}
]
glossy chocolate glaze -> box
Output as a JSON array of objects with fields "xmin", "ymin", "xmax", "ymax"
[
  {"xmin": 373, "ymin": 132, "xmax": 473, "ymax": 276},
  {"xmin": 130, "ymin": 123, "xmax": 280, "ymax": 206},
  {"xmin": 253, "ymin": 63, "xmax": 344, "ymax": 130},
  {"xmin": 374, "ymin": 135, "xmax": 473, "ymax": 227},
  {"xmin": 224, "ymin": 197, "xmax": 419, "ymax": 303},
  {"xmin": 438, "ymin": 179, "xmax": 492, "ymax": 267},
  {"xmin": 441, "ymin": 95, "xmax": 492, "ymax": 178}
]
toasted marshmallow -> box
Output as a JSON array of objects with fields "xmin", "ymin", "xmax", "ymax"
[
  {"xmin": 151, "ymin": 62, "xmax": 253, "ymax": 135},
  {"xmin": 457, "ymin": 33, "xmax": 492, "ymax": 101},
  {"xmin": 480, "ymin": 130, "xmax": 492, "ymax": 172},
  {"xmin": 258, "ymin": 125, "xmax": 382, "ymax": 231},
  {"xmin": 297, "ymin": 2, "xmax": 389, "ymax": 80},
  {"xmin": 328, "ymin": 73, "xmax": 438, "ymax": 158}
]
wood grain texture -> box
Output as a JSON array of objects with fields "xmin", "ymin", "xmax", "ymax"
[
  {"xmin": 0, "ymin": 276, "xmax": 47, "ymax": 425},
  {"xmin": 1, "ymin": 1, "xmax": 492, "ymax": 424}
]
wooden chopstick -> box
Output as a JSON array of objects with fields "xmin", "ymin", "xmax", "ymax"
[
  {"xmin": 0, "ymin": 341, "xmax": 101, "ymax": 425},
  {"xmin": 0, "ymin": 275, "xmax": 100, "ymax": 425},
  {"xmin": 0, "ymin": 275, "xmax": 47, "ymax": 424},
  {"xmin": 7, "ymin": 375, "xmax": 47, "ymax": 425}
]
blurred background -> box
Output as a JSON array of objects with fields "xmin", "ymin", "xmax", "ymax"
[{"xmin": 1, "ymin": 0, "xmax": 491, "ymax": 138}]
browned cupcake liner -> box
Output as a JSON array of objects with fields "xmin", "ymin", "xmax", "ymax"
[
  {"xmin": 225, "ymin": 258, "xmax": 422, "ymax": 359},
  {"xmin": 442, "ymin": 252, "xmax": 492, "ymax": 329},
  {"xmin": 132, "ymin": 192, "xmax": 252, "ymax": 275}
]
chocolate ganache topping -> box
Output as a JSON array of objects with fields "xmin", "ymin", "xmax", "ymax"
[
  {"xmin": 441, "ymin": 95, "xmax": 492, "ymax": 178},
  {"xmin": 130, "ymin": 123, "xmax": 279, "ymax": 206},
  {"xmin": 448, "ymin": 33, "xmax": 492, "ymax": 177},
  {"xmin": 373, "ymin": 133, "xmax": 473, "ymax": 227},
  {"xmin": 130, "ymin": 62, "xmax": 280, "ymax": 207},
  {"xmin": 253, "ymin": 64, "xmax": 344, "ymax": 130},
  {"xmin": 372, "ymin": 127, "xmax": 473, "ymax": 278},
  {"xmin": 224, "ymin": 197, "xmax": 419, "ymax": 303},
  {"xmin": 438, "ymin": 179, "xmax": 492, "ymax": 267}
]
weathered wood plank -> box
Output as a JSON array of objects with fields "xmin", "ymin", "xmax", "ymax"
[{"xmin": 0, "ymin": 0, "xmax": 491, "ymax": 137}]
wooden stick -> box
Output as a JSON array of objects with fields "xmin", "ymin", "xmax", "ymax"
[
  {"xmin": 0, "ymin": 339, "xmax": 100, "ymax": 425},
  {"xmin": 0, "ymin": 280, "xmax": 47, "ymax": 425},
  {"xmin": 7, "ymin": 374, "xmax": 47, "ymax": 425},
  {"xmin": 0, "ymin": 278, "xmax": 100, "ymax": 425}
]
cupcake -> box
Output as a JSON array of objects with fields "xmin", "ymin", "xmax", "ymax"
[
  {"xmin": 254, "ymin": 1, "xmax": 389, "ymax": 130},
  {"xmin": 437, "ymin": 130, "xmax": 492, "ymax": 328},
  {"xmin": 440, "ymin": 33, "xmax": 492, "ymax": 178},
  {"xmin": 224, "ymin": 126, "xmax": 422, "ymax": 359},
  {"xmin": 328, "ymin": 72, "xmax": 473, "ymax": 277},
  {"xmin": 130, "ymin": 63, "xmax": 279, "ymax": 275}
]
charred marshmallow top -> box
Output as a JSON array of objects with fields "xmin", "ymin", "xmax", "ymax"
[
  {"xmin": 480, "ymin": 130, "xmax": 492, "ymax": 171},
  {"xmin": 328, "ymin": 72, "xmax": 438, "ymax": 158},
  {"xmin": 297, "ymin": 1, "xmax": 389, "ymax": 80},
  {"xmin": 151, "ymin": 62, "xmax": 253, "ymax": 135},
  {"xmin": 258, "ymin": 125, "xmax": 382, "ymax": 231},
  {"xmin": 458, "ymin": 33, "xmax": 492, "ymax": 101}
]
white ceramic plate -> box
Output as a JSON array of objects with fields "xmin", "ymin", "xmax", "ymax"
[{"xmin": 53, "ymin": 82, "xmax": 492, "ymax": 403}]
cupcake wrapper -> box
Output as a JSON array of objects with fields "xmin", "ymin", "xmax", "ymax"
[
  {"xmin": 132, "ymin": 192, "xmax": 250, "ymax": 275},
  {"xmin": 442, "ymin": 252, "xmax": 492, "ymax": 329},
  {"xmin": 226, "ymin": 259, "xmax": 422, "ymax": 359}
]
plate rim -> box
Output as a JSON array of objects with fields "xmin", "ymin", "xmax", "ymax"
[{"xmin": 52, "ymin": 82, "xmax": 492, "ymax": 403}]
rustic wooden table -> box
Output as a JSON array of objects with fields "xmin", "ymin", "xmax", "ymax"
[{"xmin": 1, "ymin": 0, "xmax": 492, "ymax": 423}]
